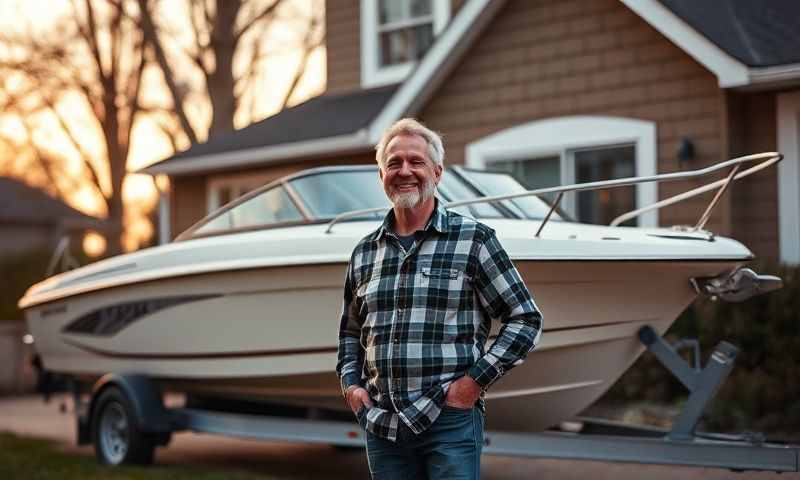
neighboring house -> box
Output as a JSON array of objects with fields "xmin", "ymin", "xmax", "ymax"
[
  {"xmin": 143, "ymin": 0, "xmax": 800, "ymax": 264},
  {"xmin": 0, "ymin": 177, "xmax": 102, "ymax": 256}
]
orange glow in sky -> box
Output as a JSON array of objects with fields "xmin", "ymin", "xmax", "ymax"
[{"xmin": 0, "ymin": 0, "xmax": 326, "ymax": 251}]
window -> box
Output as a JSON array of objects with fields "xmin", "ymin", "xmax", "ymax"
[
  {"xmin": 574, "ymin": 145, "xmax": 637, "ymax": 226},
  {"xmin": 361, "ymin": 0, "xmax": 450, "ymax": 88},
  {"xmin": 466, "ymin": 116, "xmax": 658, "ymax": 227}
]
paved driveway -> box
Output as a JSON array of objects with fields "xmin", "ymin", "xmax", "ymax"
[{"xmin": 0, "ymin": 394, "xmax": 793, "ymax": 479}]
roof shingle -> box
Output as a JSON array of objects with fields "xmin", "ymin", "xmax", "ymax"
[{"xmin": 660, "ymin": 0, "xmax": 800, "ymax": 67}]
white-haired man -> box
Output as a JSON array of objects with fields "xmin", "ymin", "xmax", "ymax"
[{"xmin": 336, "ymin": 118, "xmax": 542, "ymax": 479}]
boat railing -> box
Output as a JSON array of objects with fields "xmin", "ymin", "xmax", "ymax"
[{"xmin": 324, "ymin": 152, "xmax": 782, "ymax": 235}]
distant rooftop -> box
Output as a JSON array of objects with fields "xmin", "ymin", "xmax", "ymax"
[{"xmin": 0, "ymin": 177, "xmax": 101, "ymax": 228}]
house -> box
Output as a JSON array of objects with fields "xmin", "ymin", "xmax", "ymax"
[
  {"xmin": 0, "ymin": 177, "xmax": 103, "ymax": 257},
  {"xmin": 143, "ymin": 0, "xmax": 800, "ymax": 264}
]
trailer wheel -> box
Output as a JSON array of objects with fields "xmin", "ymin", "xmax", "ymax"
[{"xmin": 91, "ymin": 386, "xmax": 155, "ymax": 465}]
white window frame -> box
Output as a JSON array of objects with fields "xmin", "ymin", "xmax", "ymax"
[
  {"xmin": 466, "ymin": 116, "xmax": 659, "ymax": 227},
  {"xmin": 207, "ymin": 173, "xmax": 272, "ymax": 213},
  {"xmin": 360, "ymin": 0, "xmax": 450, "ymax": 89},
  {"xmin": 777, "ymin": 91, "xmax": 800, "ymax": 265}
]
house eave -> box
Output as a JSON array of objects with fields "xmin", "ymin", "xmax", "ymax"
[{"xmin": 140, "ymin": 130, "xmax": 372, "ymax": 176}]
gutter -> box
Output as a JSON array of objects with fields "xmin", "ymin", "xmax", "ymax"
[{"xmin": 747, "ymin": 62, "xmax": 800, "ymax": 86}]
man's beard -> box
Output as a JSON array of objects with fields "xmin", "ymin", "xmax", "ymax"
[{"xmin": 390, "ymin": 177, "xmax": 437, "ymax": 209}]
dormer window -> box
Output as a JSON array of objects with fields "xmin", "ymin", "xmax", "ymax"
[{"xmin": 361, "ymin": 0, "xmax": 450, "ymax": 88}]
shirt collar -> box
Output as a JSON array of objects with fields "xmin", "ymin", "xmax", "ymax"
[{"xmin": 377, "ymin": 198, "xmax": 450, "ymax": 239}]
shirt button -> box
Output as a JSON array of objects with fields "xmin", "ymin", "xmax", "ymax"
[{"xmin": 393, "ymin": 338, "xmax": 399, "ymax": 343}]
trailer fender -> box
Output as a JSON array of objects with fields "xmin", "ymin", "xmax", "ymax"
[{"xmin": 86, "ymin": 374, "xmax": 173, "ymax": 438}]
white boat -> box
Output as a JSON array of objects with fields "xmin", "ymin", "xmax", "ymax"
[{"xmin": 19, "ymin": 153, "xmax": 782, "ymax": 433}]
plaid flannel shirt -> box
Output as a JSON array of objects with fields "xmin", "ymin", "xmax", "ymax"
[{"xmin": 336, "ymin": 200, "xmax": 543, "ymax": 442}]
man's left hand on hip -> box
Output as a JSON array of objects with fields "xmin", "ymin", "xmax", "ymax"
[{"xmin": 445, "ymin": 375, "xmax": 481, "ymax": 409}]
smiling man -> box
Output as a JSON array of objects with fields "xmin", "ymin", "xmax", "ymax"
[{"xmin": 336, "ymin": 118, "xmax": 543, "ymax": 479}]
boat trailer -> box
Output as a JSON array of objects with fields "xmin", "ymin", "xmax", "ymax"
[{"xmin": 72, "ymin": 325, "xmax": 799, "ymax": 471}]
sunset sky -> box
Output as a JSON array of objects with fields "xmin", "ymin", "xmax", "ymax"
[{"xmin": 0, "ymin": 0, "xmax": 326, "ymax": 252}]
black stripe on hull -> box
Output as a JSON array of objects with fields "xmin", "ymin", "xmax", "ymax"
[{"xmin": 61, "ymin": 294, "xmax": 222, "ymax": 336}]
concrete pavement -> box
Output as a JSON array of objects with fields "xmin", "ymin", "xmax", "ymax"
[{"xmin": 0, "ymin": 394, "xmax": 793, "ymax": 479}]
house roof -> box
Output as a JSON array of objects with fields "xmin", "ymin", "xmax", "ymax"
[
  {"xmin": 142, "ymin": 0, "xmax": 503, "ymax": 176},
  {"xmin": 660, "ymin": 0, "xmax": 800, "ymax": 67},
  {"xmin": 0, "ymin": 177, "xmax": 101, "ymax": 228},
  {"xmin": 143, "ymin": 85, "xmax": 398, "ymax": 175},
  {"xmin": 142, "ymin": 0, "xmax": 800, "ymax": 177}
]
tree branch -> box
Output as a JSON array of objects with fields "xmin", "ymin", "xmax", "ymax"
[
  {"xmin": 234, "ymin": 0, "xmax": 280, "ymax": 43},
  {"xmin": 278, "ymin": 7, "xmax": 323, "ymax": 110},
  {"xmin": 137, "ymin": 0, "xmax": 199, "ymax": 145}
]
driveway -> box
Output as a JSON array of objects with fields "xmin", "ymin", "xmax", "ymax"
[{"xmin": 0, "ymin": 394, "xmax": 794, "ymax": 479}]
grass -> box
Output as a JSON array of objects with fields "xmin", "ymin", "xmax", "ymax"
[{"xmin": 0, "ymin": 431, "xmax": 270, "ymax": 480}]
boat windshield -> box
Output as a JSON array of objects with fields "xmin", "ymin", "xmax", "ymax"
[
  {"xmin": 183, "ymin": 167, "xmax": 551, "ymax": 239},
  {"xmin": 288, "ymin": 170, "xmax": 390, "ymax": 219},
  {"xmin": 457, "ymin": 169, "xmax": 564, "ymax": 221},
  {"xmin": 192, "ymin": 185, "xmax": 305, "ymax": 236}
]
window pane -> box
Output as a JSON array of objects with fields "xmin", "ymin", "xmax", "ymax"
[
  {"xmin": 410, "ymin": 0, "xmax": 431, "ymax": 16},
  {"xmin": 412, "ymin": 24, "xmax": 435, "ymax": 59},
  {"xmin": 380, "ymin": 30, "xmax": 412, "ymax": 66},
  {"xmin": 378, "ymin": 0, "xmax": 406, "ymax": 24},
  {"xmin": 195, "ymin": 187, "xmax": 302, "ymax": 235},
  {"xmin": 574, "ymin": 145, "xmax": 636, "ymax": 226},
  {"xmin": 379, "ymin": 23, "xmax": 434, "ymax": 66},
  {"xmin": 218, "ymin": 186, "xmax": 232, "ymax": 207},
  {"xmin": 289, "ymin": 170, "xmax": 390, "ymax": 219}
]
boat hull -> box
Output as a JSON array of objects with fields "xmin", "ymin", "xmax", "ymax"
[{"xmin": 25, "ymin": 259, "xmax": 741, "ymax": 432}]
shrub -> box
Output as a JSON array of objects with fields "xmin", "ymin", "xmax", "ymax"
[
  {"xmin": 0, "ymin": 246, "xmax": 93, "ymax": 321},
  {"xmin": 599, "ymin": 262, "xmax": 800, "ymax": 439},
  {"xmin": 0, "ymin": 249, "xmax": 51, "ymax": 321}
]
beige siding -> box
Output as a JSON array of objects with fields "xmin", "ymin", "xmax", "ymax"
[
  {"xmin": 419, "ymin": 0, "xmax": 732, "ymax": 233},
  {"xmin": 169, "ymin": 153, "xmax": 375, "ymax": 237},
  {"xmin": 727, "ymin": 91, "xmax": 779, "ymax": 262},
  {"xmin": 326, "ymin": 0, "xmax": 361, "ymax": 95}
]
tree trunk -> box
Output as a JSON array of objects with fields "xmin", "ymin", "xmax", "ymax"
[{"xmin": 207, "ymin": 0, "xmax": 241, "ymax": 138}]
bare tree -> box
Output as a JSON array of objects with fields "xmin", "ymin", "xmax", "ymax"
[
  {"xmin": 0, "ymin": 0, "xmax": 324, "ymax": 255},
  {"xmin": 0, "ymin": 0, "xmax": 146, "ymax": 255},
  {"xmin": 137, "ymin": 0, "xmax": 324, "ymax": 142}
]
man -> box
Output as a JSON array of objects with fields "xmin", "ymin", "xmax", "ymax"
[{"xmin": 336, "ymin": 118, "xmax": 542, "ymax": 479}]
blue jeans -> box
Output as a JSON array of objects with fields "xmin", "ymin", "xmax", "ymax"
[{"xmin": 364, "ymin": 405, "xmax": 484, "ymax": 480}]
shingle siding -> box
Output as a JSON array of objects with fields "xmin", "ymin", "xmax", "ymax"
[
  {"xmin": 325, "ymin": 0, "xmax": 361, "ymax": 95},
  {"xmin": 419, "ymin": 0, "xmax": 732, "ymax": 234}
]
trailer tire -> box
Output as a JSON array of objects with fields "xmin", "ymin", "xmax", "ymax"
[{"xmin": 91, "ymin": 386, "xmax": 155, "ymax": 465}]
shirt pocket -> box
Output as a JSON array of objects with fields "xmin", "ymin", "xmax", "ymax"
[{"xmin": 418, "ymin": 266, "xmax": 473, "ymax": 315}]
